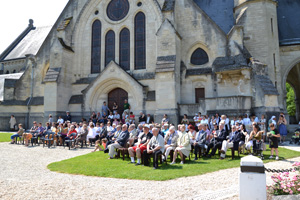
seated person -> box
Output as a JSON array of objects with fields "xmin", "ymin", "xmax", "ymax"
[
  {"xmin": 93, "ymin": 124, "xmax": 108, "ymax": 152},
  {"xmin": 107, "ymin": 124, "xmax": 129, "ymax": 159},
  {"xmin": 58, "ymin": 123, "xmax": 68, "ymax": 145},
  {"xmin": 87, "ymin": 123, "xmax": 97, "ymax": 146},
  {"xmin": 29, "ymin": 121, "xmax": 39, "ymax": 136},
  {"xmin": 219, "ymin": 125, "xmax": 242, "ymax": 159},
  {"xmin": 163, "ymin": 126, "xmax": 178, "ymax": 162},
  {"xmin": 206, "ymin": 123, "xmax": 227, "ymax": 158},
  {"xmin": 75, "ymin": 124, "xmax": 88, "ymax": 148},
  {"xmin": 143, "ymin": 128, "xmax": 165, "ymax": 169},
  {"xmin": 128, "ymin": 124, "xmax": 137, "ymax": 147},
  {"xmin": 188, "ymin": 125, "xmax": 197, "ymax": 144},
  {"xmin": 107, "ymin": 112, "xmax": 114, "ymax": 124},
  {"xmin": 104, "ymin": 125, "xmax": 122, "ymax": 152},
  {"xmin": 65, "ymin": 125, "xmax": 77, "ymax": 147},
  {"xmin": 10, "ymin": 124, "xmax": 24, "ymax": 144},
  {"xmin": 193, "ymin": 123, "xmax": 207, "ymax": 160},
  {"xmin": 128, "ymin": 124, "xmax": 153, "ymax": 165},
  {"xmin": 113, "ymin": 111, "xmax": 121, "ymax": 121},
  {"xmin": 129, "ymin": 112, "xmax": 135, "ymax": 124},
  {"xmin": 36, "ymin": 122, "xmax": 45, "ymax": 140},
  {"xmin": 161, "ymin": 124, "xmax": 169, "ymax": 136},
  {"xmin": 170, "ymin": 125, "xmax": 191, "ymax": 164}
]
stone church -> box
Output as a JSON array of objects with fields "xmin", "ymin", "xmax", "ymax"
[{"xmin": 0, "ymin": 0, "xmax": 300, "ymax": 130}]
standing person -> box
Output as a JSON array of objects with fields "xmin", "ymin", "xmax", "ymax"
[
  {"xmin": 138, "ymin": 112, "xmax": 146, "ymax": 125},
  {"xmin": 112, "ymin": 101, "xmax": 118, "ymax": 114},
  {"xmin": 181, "ymin": 114, "xmax": 189, "ymax": 131},
  {"xmin": 146, "ymin": 113, "xmax": 153, "ymax": 124},
  {"xmin": 123, "ymin": 99, "xmax": 131, "ymax": 116},
  {"xmin": 258, "ymin": 114, "xmax": 266, "ymax": 141},
  {"xmin": 10, "ymin": 124, "xmax": 24, "ymax": 144},
  {"xmin": 65, "ymin": 111, "xmax": 72, "ymax": 122},
  {"xmin": 268, "ymin": 123, "xmax": 280, "ymax": 160},
  {"xmin": 101, "ymin": 101, "xmax": 110, "ymax": 116},
  {"xmin": 277, "ymin": 114, "xmax": 287, "ymax": 143},
  {"xmin": 9, "ymin": 115, "xmax": 17, "ymax": 131},
  {"xmin": 48, "ymin": 114, "xmax": 53, "ymax": 124}
]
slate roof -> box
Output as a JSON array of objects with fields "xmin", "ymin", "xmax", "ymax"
[
  {"xmin": 256, "ymin": 75, "xmax": 279, "ymax": 95},
  {"xmin": 4, "ymin": 26, "xmax": 52, "ymax": 60},
  {"xmin": 213, "ymin": 54, "xmax": 249, "ymax": 72},
  {"xmin": 186, "ymin": 68, "xmax": 212, "ymax": 76},
  {"xmin": 193, "ymin": 0, "xmax": 234, "ymax": 34},
  {"xmin": 277, "ymin": 0, "xmax": 300, "ymax": 45},
  {"xmin": 0, "ymin": 96, "xmax": 44, "ymax": 106}
]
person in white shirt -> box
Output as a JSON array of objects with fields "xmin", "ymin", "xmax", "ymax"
[
  {"xmin": 201, "ymin": 115, "xmax": 208, "ymax": 124},
  {"xmin": 57, "ymin": 116, "xmax": 64, "ymax": 124},
  {"xmin": 87, "ymin": 123, "xmax": 97, "ymax": 146},
  {"xmin": 113, "ymin": 111, "xmax": 120, "ymax": 121}
]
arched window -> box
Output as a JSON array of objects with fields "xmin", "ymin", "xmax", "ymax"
[
  {"xmin": 191, "ymin": 48, "xmax": 209, "ymax": 65},
  {"xmin": 119, "ymin": 28, "xmax": 130, "ymax": 71},
  {"xmin": 91, "ymin": 20, "xmax": 101, "ymax": 74},
  {"xmin": 12, "ymin": 69, "xmax": 16, "ymax": 73},
  {"xmin": 134, "ymin": 12, "xmax": 146, "ymax": 70},
  {"xmin": 105, "ymin": 30, "xmax": 115, "ymax": 66}
]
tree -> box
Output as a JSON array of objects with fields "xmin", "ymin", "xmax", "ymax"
[{"xmin": 286, "ymin": 83, "xmax": 296, "ymax": 116}]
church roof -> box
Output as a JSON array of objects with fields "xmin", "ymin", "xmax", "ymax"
[
  {"xmin": 193, "ymin": 0, "xmax": 234, "ymax": 34},
  {"xmin": 4, "ymin": 26, "xmax": 52, "ymax": 60},
  {"xmin": 277, "ymin": 0, "xmax": 300, "ymax": 46}
]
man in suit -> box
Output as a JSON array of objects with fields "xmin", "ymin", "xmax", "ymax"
[
  {"xmin": 206, "ymin": 122, "xmax": 227, "ymax": 158},
  {"xmin": 219, "ymin": 125, "xmax": 242, "ymax": 160},
  {"xmin": 143, "ymin": 127, "xmax": 165, "ymax": 169},
  {"xmin": 65, "ymin": 111, "xmax": 72, "ymax": 122},
  {"xmin": 146, "ymin": 114, "xmax": 154, "ymax": 124},
  {"xmin": 193, "ymin": 123, "xmax": 207, "ymax": 160},
  {"xmin": 104, "ymin": 125, "xmax": 122, "ymax": 152},
  {"xmin": 107, "ymin": 124, "xmax": 129, "ymax": 159}
]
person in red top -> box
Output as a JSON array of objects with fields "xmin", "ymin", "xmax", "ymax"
[
  {"xmin": 129, "ymin": 112, "xmax": 135, "ymax": 124},
  {"xmin": 66, "ymin": 125, "xmax": 77, "ymax": 140}
]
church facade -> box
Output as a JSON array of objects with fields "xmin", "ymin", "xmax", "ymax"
[{"xmin": 1, "ymin": 0, "xmax": 300, "ymax": 129}]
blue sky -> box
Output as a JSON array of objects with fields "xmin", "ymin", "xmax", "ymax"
[{"xmin": 0, "ymin": 0, "xmax": 69, "ymax": 53}]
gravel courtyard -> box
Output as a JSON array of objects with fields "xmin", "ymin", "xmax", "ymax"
[{"xmin": 0, "ymin": 142, "xmax": 299, "ymax": 200}]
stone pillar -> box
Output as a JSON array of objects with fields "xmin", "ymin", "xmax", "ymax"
[{"xmin": 239, "ymin": 155, "xmax": 266, "ymax": 200}]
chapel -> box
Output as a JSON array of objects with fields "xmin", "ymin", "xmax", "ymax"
[{"xmin": 0, "ymin": 0, "xmax": 300, "ymax": 129}]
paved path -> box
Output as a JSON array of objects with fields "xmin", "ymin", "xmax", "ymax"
[{"xmin": 0, "ymin": 141, "xmax": 299, "ymax": 200}]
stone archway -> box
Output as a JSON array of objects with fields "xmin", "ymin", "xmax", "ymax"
[
  {"xmin": 82, "ymin": 61, "xmax": 145, "ymax": 116},
  {"xmin": 108, "ymin": 88, "xmax": 128, "ymax": 115},
  {"xmin": 285, "ymin": 62, "xmax": 300, "ymax": 123}
]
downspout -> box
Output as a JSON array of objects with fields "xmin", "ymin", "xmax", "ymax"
[{"xmin": 25, "ymin": 54, "xmax": 36, "ymax": 128}]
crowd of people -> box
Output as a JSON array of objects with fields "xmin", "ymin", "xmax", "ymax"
[{"xmin": 9, "ymin": 100, "xmax": 289, "ymax": 168}]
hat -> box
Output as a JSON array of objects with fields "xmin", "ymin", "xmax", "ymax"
[
  {"xmin": 144, "ymin": 124, "xmax": 150, "ymax": 129},
  {"xmin": 213, "ymin": 123, "xmax": 217, "ymax": 126},
  {"xmin": 66, "ymin": 111, "xmax": 70, "ymax": 113}
]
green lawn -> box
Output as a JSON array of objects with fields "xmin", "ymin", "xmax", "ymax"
[
  {"xmin": 48, "ymin": 147, "xmax": 300, "ymax": 181},
  {"xmin": 0, "ymin": 133, "xmax": 13, "ymax": 142}
]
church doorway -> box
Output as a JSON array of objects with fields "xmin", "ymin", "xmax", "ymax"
[{"xmin": 108, "ymin": 88, "xmax": 128, "ymax": 115}]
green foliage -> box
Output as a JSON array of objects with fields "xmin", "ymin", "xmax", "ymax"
[
  {"xmin": 0, "ymin": 133, "xmax": 13, "ymax": 142},
  {"xmin": 286, "ymin": 83, "xmax": 296, "ymax": 116},
  {"xmin": 48, "ymin": 147, "xmax": 300, "ymax": 181}
]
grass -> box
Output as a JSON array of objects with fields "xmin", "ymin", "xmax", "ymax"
[
  {"xmin": 47, "ymin": 147, "xmax": 300, "ymax": 181},
  {"xmin": 0, "ymin": 132, "xmax": 13, "ymax": 142}
]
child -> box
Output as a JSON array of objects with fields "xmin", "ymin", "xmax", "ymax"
[
  {"xmin": 10, "ymin": 124, "xmax": 24, "ymax": 144},
  {"xmin": 268, "ymin": 123, "xmax": 280, "ymax": 160}
]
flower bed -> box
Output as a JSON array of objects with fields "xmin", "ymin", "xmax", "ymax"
[{"xmin": 267, "ymin": 162, "xmax": 300, "ymax": 198}]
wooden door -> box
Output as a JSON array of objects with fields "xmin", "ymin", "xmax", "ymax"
[{"xmin": 108, "ymin": 88, "xmax": 128, "ymax": 115}]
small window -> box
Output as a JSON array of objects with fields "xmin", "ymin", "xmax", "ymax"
[
  {"xmin": 195, "ymin": 88, "xmax": 205, "ymax": 103},
  {"xmin": 191, "ymin": 48, "xmax": 209, "ymax": 65}
]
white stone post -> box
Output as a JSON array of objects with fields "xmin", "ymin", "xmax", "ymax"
[{"xmin": 239, "ymin": 155, "xmax": 266, "ymax": 200}]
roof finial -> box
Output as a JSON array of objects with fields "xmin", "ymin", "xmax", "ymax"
[{"xmin": 29, "ymin": 19, "xmax": 34, "ymax": 26}]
